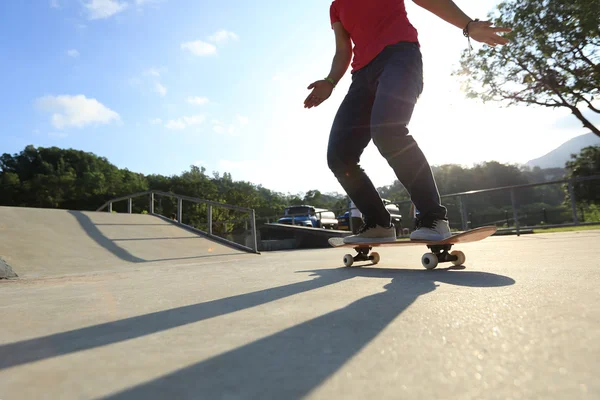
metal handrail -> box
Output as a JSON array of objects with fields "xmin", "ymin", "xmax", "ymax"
[
  {"xmin": 96, "ymin": 190, "xmax": 254, "ymax": 213},
  {"xmin": 439, "ymin": 175, "xmax": 600, "ymax": 199},
  {"xmin": 96, "ymin": 190, "xmax": 258, "ymax": 254},
  {"xmin": 257, "ymin": 175, "xmax": 600, "ymax": 235},
  {"xmin": 96, "ymin": 190, "xmax": 153, "ymax": 212}
]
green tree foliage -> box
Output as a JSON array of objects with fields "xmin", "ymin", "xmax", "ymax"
[
  {"xmin": 456, "ymin": 0, "xmax": 600, "ymax": 137},
  {"xmin": 565, "ymin": 146, "xmax": 600, "ymax": 205},
  {"xmin": 0, "ymin": 145, "xmax": 147, "ymax": 210},
  {"xmin": 3, "ymin": 145, "xmax": 598, "ymax": 229}
]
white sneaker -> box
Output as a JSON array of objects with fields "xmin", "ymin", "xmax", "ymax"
[
  {"xmin": 343, "ymin": 223, "xmax": 397, "ymax": 244},
  {"xmin": 410, "ymin": 218, "xmax": 452, "ymax": 241}
]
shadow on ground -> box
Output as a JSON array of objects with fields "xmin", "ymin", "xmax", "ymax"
[
  {"xmin": 0, "ymin": 267, "xmax": 514, "ymax": 399},
  {"xmin": 68, "ymin": 211, "xmax": 241, "ymax": 263}
]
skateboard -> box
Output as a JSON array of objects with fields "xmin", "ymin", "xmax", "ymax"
[{"xmin": 328, "ymin": 226, "xmax": 497, "ymax": 269}]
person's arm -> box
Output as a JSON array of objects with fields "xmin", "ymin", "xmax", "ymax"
[
  {"xmin": 304, "ymin": 22, "xmax": 352, "ymax": 109},
  {"xmin": 325, "ymin": 22, "xmax": 353, "ymax": 85},
  {"xmin": 412, "ymin": 0, "xmax": 511, "ymax": 46}
]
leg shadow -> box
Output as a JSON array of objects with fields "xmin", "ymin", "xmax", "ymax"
[
  {"xmin": 104, "ymin": 268, "xmax": 515, "ymax": 399},
  {"xmin": 69, "ymin": 211, "xmax": 146, "ymax": 263},
  {"xmin": 0, "ymin": 268, "xmax": 358, "ymax": 370}
]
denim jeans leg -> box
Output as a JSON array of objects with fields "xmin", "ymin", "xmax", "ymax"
[
  {"xmin": 327, "ymin": 71, "xmax": 392, "ymax": 227},
  {"xmin": 369, "ymin": 43, "xmax": 447, "ymax": 220}
]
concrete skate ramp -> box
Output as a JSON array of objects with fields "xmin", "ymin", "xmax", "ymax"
[{"xmin": 0, "ymin": 206, "xmax": 246, "ymax": 278}]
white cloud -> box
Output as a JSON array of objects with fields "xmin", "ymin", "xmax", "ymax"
[
  {"xmin": 228, "ymin": 115, "xmax": 249, "ymax": 136},
  {"xmin": 211, "ymin": 116, "xmax": 249, "ymax": 136},
  {"xmin": 131, "ymin": 67, "xmax": 167, "ymax": 97},
  {"xmin": 208, "ymin": 30, "xmax": 239, "ymax": 43},
  {"xmin": 165, "ymin": 120, "xmax": 186, "ymax": 130},
  {"xmin": 50, "ymin": 0, "xmax": 60, "ymax": 8},
  {"xmin": 165, "ymin": 115, "xmax": 206, "ymax": 130},
  {"xmin": 36, "ymin": 95, "xmax": 121, "ymax": 129},
  {"xmin": 85, "ymin": 0, "xmax": 128, "ymax": 20},
  {"xmin": 181, "ymin": 40, "xmax": 217, "ymax": 56},
  {"xmin": 67, "ymin": 49, "xmax": 80, "ymax": 58},
  {"xmin": 182, "ymin": 115, "xmax": 205, "ymax": 125},
  {"xmin": 187, "ymin": 96, "xmax": 209, "ymax": 106},
  {"xmin": 212, "ymin": 119, "xmax": 225, "ymax": 134},
  {"xmin": 150, "ymin": 118, "xmax": 163, "ymax": 125},
  {"xmin": 155, "ymin": 82, "xmax": 167, "ymax": 96},
  {"xmin": 144, "ymin": 67, "xmax": 163, "ymax": 77}
]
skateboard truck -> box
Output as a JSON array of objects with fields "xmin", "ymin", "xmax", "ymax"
[
  {"xmin": 344, "ymin": 247, "xmax": 380, "ymax": 267},
  {"xmin": 422, "ymin": 244, "xmax": 465, "ymax": 270},
  {"xmin": 345, "ymin": 243, "xmax": 465, "ymax": 270}
]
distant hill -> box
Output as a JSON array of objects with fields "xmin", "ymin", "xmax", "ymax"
[{"xmin": 526, "ymin": 133, "xmax": 600, "ymax": 169}]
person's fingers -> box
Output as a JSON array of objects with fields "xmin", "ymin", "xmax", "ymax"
[
  {"xmin": 305, "ymin": 95, "xmax": 317, "ymax": 108},
  {"xmin": 490, "ymin": 33, "xmax": 509, "ymax": 44},
  {"xmin": 493, "ymin": 27, "xmax": 512, "ymax": 33}
]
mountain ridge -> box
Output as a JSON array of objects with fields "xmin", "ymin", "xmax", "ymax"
[{"xmin": 526, "ymin": 133, "xmax": 600, "ymax": 169}]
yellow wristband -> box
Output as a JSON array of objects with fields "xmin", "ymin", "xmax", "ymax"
[{"xmin": 325, "ymin": 77, "xmax": 336, "ymax": 88}]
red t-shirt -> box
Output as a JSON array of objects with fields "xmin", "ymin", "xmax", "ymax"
[{"xmin": 330, "ymin": 0, "xmax": 419, "ymax": 72}]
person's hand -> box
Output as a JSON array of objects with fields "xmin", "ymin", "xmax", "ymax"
[
  {"xmin": 304, "ymin": 80, "xmax": 334, "ymax": 109},
  {"xmin": 468, "ymin": 21, "xmax": 512, "ymax": 46}
]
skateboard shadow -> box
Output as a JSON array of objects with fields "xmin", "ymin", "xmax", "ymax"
[{"xmin": 102, "ymin": 267, "xmax": 514, "ymax": 399}]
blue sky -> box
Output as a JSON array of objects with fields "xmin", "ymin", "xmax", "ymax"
[{"xmin": 1, "ymin": 0, "xmax": 598, "ymax": 194}]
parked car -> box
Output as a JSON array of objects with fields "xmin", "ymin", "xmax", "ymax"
[
  {"xmin": 277, "ymin": 205, "xmax": 339, "ymax": 229},
  {"xmin": 337, "ymin": 199, "xmax": 403, "ymax": 236}
]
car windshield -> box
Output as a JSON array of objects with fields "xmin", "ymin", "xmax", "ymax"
[{"xmin": 285, "ymin": 207, "xmax": 311, "ymax": 216}]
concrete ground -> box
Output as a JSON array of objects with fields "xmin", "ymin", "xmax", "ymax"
[{"xmin": 1, "ymin": 207, "xmax": 599, "ymax": 399}]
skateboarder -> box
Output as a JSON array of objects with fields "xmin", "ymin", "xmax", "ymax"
[{"xmin": 304, "ymin": 0, "xmax": 510, "ymax": 244}]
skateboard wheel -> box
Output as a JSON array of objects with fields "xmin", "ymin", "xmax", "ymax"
[
  {"xmin": 370, "ymin": 252, "xmax": 380, "ymax": 265},
  {"xmin": 450, "ymin": 250, "xmax": 466, "ymax": 266},
  {"xmin": 422, "ymin": 253, "xmax": 439, "ymax": 270},
  {"xmin": 343, "ymin": 254, "xmax": 354, "ymax": 267}
]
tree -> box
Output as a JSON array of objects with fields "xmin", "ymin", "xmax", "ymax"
[
  {"xmin": 565, "ymin": 146, "xmax": 600, "ymax": 205},
  {"xmin": 456, "ymin": 0, "xmax": 600, "ymax": 137}
]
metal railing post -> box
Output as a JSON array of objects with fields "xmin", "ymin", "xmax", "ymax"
[
  {"xmin": 177, "ymin": 197, "xmax": 183, "ymax": 223},
  {"xmin": 208, "ymin": 205, "xmax": 213, "ymax": 235},
  {"xmin": 459, "ymin": 196, "xmax": 468, "ymax": 231},
  {"xmin": 510, "ymin": 188, "xmax": 520, "ymax": 236},
  {"xmin": 568, "ymin": 181, "xmax": 579, "ymax": 225},
  {"xmin": 127, "ymin": 198, "xmax": 132, "ymax": 214},
  {"xmin": 249, "ymin": 209, "xmax": 258, "ymax": 253},
  {"xmin": 149, "ymin": 192, "xmax": 155, "ymax": 214},
  {"xmin": 108, "ymin": 202, "xmax": 113, "ymax": 213}
]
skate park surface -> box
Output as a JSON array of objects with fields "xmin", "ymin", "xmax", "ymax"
[{"xmin": 1, "ymin": 206, "xmax": 599, "ymax": 399}]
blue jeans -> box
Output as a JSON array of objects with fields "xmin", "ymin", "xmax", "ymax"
[{"xmin": 327, "ymin": 42, "xmax": 447, "ymax": 227}]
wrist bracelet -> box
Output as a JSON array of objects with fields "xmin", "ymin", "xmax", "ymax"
[
  {"xmin": 462, "ymin": 18, "xmax": 479, "ymax": 37},
  {"xmin": 462, "ymin": 18, "xmax": 479, "ymax": 51},
  {"xmin": 325, "ymin": 77, "xmax": 336, "ymax": 88}
]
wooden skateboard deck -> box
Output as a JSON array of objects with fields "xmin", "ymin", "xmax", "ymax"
[
  {"xmin": 328, "ymin": 226, "xmax": 497, "ymax": 248},
  {"xmin": 328, "ymin": 226, "xmax": 497, "ymax": 269}
]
